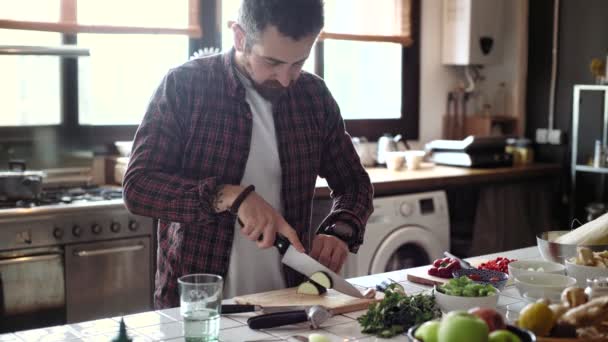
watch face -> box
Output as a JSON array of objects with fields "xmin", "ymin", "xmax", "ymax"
[{"xmin": 331, "ymin": 223, "xmax": 354, "ymax": 239}]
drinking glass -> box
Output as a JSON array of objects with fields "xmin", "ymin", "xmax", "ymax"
[{"xmin": 178, "ymin": 274, "xmax": 223, "ymax": 342}]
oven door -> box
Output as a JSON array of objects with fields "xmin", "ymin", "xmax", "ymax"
[
  {"xmin": 65, "ymin": 237, "xmax": 151, "ymax": 323},
  {"xmin": 0, "ymin": 247, "xmax": 65, "ymax": 333}
]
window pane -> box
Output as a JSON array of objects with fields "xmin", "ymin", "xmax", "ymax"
[
  {"xmin": 77, "ymin": 0, "xmax": 188, "ymax": 28},
  {"xmin": 78, "ymin": 34, "xmax": 189, "ymax": 125},
  {"xmin": 0, "ymin": 29, "xmax": 61, "ymax": 126},
  {"xmin": 324, "ymin": 40, "xmax": 401, "ymax": 120},
  {"xmin": 0, "ymin": 0, "xmax": 60, "ymax": 22}
]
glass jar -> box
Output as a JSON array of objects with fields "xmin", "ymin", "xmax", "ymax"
[{"xmin": 584, "ymin": 277, "xmax": 608, "ymax": 300}]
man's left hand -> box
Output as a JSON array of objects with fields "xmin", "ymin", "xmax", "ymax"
[{"xmin": 310, "ymin": 234, "xmax": 349, "ymax": 273}]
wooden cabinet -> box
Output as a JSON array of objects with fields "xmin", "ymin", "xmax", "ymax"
[{"xmin": 464, "ymin": 115, "xmax": 518, "ymax": 137}]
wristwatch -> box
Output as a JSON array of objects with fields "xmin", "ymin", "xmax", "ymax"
[{"xmin": 320, "ymin": 222, "xmax": 360, "ymax": 252}]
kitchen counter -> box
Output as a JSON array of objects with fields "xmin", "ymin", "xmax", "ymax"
[
  {"xmin": 0, "ymin": 247, "xmax": 541, "ymax": 341},
  {"xmin": 315, "ymin": 163, "xmax": 561, "ymax": 198}
]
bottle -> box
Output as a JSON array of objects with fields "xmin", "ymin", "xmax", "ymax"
[
  {"xmin": 593, "ymin": 140, "xmax": 603, "ymax": 168},
  {"xmin": 493, "ymin": 82, "xmax": 508, "ymax": 116}
]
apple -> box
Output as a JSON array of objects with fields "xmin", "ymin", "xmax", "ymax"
[
  {"xmin": 438, "ymin": 311, "xmax": 489, "ymax": 342},
  {"xmin": 488, "ymin": 329, "xmax": 522, "ymax": 342},
  {"xmin": 468, "ymin": 307, "xmax": 506, "ymax": 332},
  {"xmin": 414, "ymin": 320, "xmax": 440, "ymax": 342}
]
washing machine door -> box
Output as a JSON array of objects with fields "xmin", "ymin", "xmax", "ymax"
[{"xmin": 369, "ymin": 225, "xmax": 444, "ymax": 274}]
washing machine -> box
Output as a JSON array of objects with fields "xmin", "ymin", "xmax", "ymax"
[{"xmin": 343, "ymin": 190, "xmax": 450, "ymax": 278}]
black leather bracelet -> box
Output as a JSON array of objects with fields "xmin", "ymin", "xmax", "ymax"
[{"xmin": 229, "ymin": 185, "xmax": 255, "ymax": 216}]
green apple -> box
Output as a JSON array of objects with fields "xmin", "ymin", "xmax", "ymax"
[
  {"xmin": 438, "ymin": 311, "xmax": 489, "ymax": 342},
  {"xmin": 488, "ymin": 329, "xmax": 521, "ymax": 342},
  {"xmin": 414, "ymin": 321, "xmax": 440, "ymax": 342}
]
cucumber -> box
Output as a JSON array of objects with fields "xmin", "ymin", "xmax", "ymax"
[
  {"xmin": 297, "ymin": 280, "xmax": 327, "ymax": 295},
  {"xmin": 310, "ymin": 271, "xmax": 333, "ymax": 289}
]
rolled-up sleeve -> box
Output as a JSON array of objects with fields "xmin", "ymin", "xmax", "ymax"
[
  {"xmin": 316, "ymin": 85, "xmax": 374, "ymax": 250},
  {"xmin": 123, "ymin": 69, "xmax": 219, "ymax": 225}
]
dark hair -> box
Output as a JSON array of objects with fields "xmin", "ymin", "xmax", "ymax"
[{"xmin": 237, "ymin": 0, "xmax": 324, "ymax": 47}]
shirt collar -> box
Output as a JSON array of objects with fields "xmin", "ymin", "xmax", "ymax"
[{"xmin": 223, "ymin": 48, "xmax": 245, "ymax": 99}]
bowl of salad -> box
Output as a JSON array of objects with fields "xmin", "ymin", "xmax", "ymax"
[{"xmin": 433, "ymin": 276, "xmax": 499, "ymax": 312}]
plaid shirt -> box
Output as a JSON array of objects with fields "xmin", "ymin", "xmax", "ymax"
[{"xmin": 123, "ymin": 50, "xmax": 374, "ymax": 309}]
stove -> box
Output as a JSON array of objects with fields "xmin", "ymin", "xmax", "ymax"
[{"xmin": 0, "ymin": 185, "xmax": 155, "ymax": 333}]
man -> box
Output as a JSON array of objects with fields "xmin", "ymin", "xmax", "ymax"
[{"xmin": 123, "ymin": 0, "xmax": 373, "ymax": 309}]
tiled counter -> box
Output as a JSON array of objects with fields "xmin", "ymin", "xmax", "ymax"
[{"xmin": 0, "ymin": 247, "xmax": 540, "ymax": 342}]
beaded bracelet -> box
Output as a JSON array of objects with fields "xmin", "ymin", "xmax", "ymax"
[{"xmin": 228, "ymin": 184, "xmax": 255, "ymax": 216}]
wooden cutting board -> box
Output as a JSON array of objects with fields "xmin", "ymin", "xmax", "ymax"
[
  {"xmin": 234, "ymin": 287, "xmax": 382, "ymax": 315},
  {"xmin": 406, "ymin": 260, "xmax": 514, "ymax": 287}
]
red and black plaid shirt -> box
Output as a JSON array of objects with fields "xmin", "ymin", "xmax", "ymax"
[{"xmin": 123, "ymin": 49, "xmax": 374, "ymax": 309}]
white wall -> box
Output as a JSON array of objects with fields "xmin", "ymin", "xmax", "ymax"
[{"xmin": 412, "ymin": 0, "xmax": 528, "ymax": 148}]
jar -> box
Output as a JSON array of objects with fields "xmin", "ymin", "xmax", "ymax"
[
  {"xmin": 506, "ymin": 138, "xmax": 534, "ymax": 165},
  {"xmin": 584, "ymin": 277, "xmax": 608, "ymax": 299}
]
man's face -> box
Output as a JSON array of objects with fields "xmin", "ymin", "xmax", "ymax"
[{"xmin": 234, "ymin": 24, "xmax": 317, "ymax": 101}]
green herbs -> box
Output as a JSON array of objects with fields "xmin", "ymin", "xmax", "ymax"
[
  {"xmin": 438, "ymin": 276, "xmax": 497, "ymax": 297},
  {"xmin": 357, "ymin": 284, "xmax": 441, "ymax": 338}
]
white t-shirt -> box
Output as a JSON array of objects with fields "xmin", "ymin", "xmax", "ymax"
[{"xmin": 223, "ymin": 68, "xmax": 286, "ymax": 298}]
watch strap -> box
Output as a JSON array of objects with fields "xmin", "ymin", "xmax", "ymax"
[{"xmin": 228, "ymin": 185, "xmax": 255, "ymax": 216}]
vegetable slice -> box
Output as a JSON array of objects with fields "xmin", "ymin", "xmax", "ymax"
[
  {"xmin": 310, "ymin": 271, "xmax": 333, "ymax": 289},
  {"xmin": 297, "ymin": 280, "xmax": 327, "ymax": 295}
]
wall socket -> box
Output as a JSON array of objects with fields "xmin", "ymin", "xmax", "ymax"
[{"xmin": 536, "ymin": 128, "xmax": 564, "ymax": 145}]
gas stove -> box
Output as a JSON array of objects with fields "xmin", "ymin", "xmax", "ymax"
[
  {"xmin": 0, "ymin": 184, "xmax": 154, "ymax": 331},
  {"xmin": 0, "ymin": 185, "xmax": 123, "ymax": 210}
]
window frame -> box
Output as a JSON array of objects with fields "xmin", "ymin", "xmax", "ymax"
[{"xmin": 0, "ymin": 0, "xmax": 419, "ymax": 148}]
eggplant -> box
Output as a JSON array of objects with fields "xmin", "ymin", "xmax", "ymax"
[
  {"xmin": 310, "ymin": 271, "xmax": 333, "ymax": 289},
  {"xmin": 297, "ymin": 281, "xmax": 327, "ymax": 295}
]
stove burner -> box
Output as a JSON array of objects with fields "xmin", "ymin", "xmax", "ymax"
[{"xmin": 0, "ymin": 186, "xmax": 123, "ymax": 209}]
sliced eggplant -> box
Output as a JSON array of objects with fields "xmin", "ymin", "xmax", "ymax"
[
  {"xmin": 310, "ymin": 271, "xmax": 333, "ymax": 289},
  {"xmin": 297, "ymin": 280, "xmax": 327, "ymax": 295}
]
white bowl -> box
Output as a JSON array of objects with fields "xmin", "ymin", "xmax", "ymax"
[
  {"xmin": 508, "ymin": 260, "xmax": 566, "ymax": 279},
  {"xmin": 514, "ymin": 273, "xmax": 577, "ymax": 302},
  {"xmin": 565, "ymin": 259, "xmax": 608, "ymax": 287},
  {"xmin": 433, "ymin": 286, "xmax": 499, "ymax": 312}
]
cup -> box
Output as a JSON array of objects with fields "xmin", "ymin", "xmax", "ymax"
[
  {"xmin": 405, "ymin": 151, "xmax": 425, "ymax": 170},
  {"xmin": 179, "ymin": 274, "xmax": 223, "ymax": 342},
  {"xmin": 384, "ymin": 151, "xmax": 406, "ymax": 171}
]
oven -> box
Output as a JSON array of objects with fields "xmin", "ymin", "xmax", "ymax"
[{"xmin": 0, "ymin": 190, "xmax": 154, "ymax": 333}]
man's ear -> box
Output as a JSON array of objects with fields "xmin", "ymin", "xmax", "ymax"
[{"xmin": 231, "ymin": 22, "xmax": 246, "ymax": 52}]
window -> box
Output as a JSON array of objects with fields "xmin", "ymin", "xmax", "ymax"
[
  {"xmin": 323, "ymin": 40, "xmax": 402, "ymax": 120},
  {"xmin": 0, "ymin": 0, "xmax": 62, "ymax": 126},
  {"xmin": 76, "ymin": 2, "xmax": 191, "ymax": 125},
  {"xmin": 0, "ymin": 0, "xmax": 198, "ymax": 128}
]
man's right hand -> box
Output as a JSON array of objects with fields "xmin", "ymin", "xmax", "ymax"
[{"xmin": 237, "ymin": 191, "xmax": 305, "ymax": 253}]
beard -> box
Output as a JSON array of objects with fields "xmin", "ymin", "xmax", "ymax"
[
  {"xmin": 239, "ymin": 55, "xmax": 289, "ymax": 103},
  {"xmin": 252, "ymin": 80, "xmax": 288, "ymax": 103}
]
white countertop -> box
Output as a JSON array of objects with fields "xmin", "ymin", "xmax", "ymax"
[{"xmin": 0, "ymin": 246, "xmax": 540, "ymax": 342}]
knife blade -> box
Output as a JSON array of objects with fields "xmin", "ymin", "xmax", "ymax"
[
  {"xmin": 274, "ymin": 235, "xmax": 364, "ymax": 299},
  {"xmin": 221, "ymin": 304, "xmax": 310, "ymax": 314}
]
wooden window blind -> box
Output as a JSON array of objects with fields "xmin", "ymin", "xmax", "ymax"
[
  {"xmin": 0, "ymin": 0, "xmax": 201, "ymax": 37},
  {"xmin": 320, "ymin": 0, "xmax": 412, "ymax": 45}
]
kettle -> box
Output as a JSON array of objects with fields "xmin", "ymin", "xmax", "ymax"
[{"xmin": 377, "ymin": 133, "xmax": 403, "ymax": 165}]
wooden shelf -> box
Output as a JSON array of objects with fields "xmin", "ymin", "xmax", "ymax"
[{"xmin": 465, "ymin": 115, "xmax": 518, "ymax": 137}]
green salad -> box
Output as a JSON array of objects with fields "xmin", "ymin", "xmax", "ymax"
[
  {"xmin": 357, "ymin": 284, "xmax": 441, "ymax": 338},
  {"xmin": 437, "ymin": 276, "xmax": 497, "ymax": 297}
]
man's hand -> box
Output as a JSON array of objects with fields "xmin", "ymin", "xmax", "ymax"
[
  {"xmin": 237, "ymin": 191, "xmax": 305, "ymax": 253},
  {"xmin": 310, "ymin": 234, "xmax": 349, "ymax": 273}
]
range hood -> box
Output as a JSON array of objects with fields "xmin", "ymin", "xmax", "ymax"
[{"xmin": 0, "ymin": 45, "xmax": 89, "ymax": 57}]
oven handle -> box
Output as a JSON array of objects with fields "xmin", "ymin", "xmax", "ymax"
[
  {"xmin": 0, "ymin": 254, "xmax": 61, "ymax": 266},
  {"xmin": 74, "ymin": 243, "xmax": 144, "ymax": 257}
]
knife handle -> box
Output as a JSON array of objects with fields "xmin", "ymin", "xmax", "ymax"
[
  {"xmin": 221, "ymin": 304, "xmax": 256, "ymax": 314},
  {"xmin": 247, "ymin": 310, "xmax": 308, "ymax": 330},
  {"xmin": 273, "ymin": 234, "xmax": 290, "ymax": 255}
]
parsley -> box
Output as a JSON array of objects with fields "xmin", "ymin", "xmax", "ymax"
[{"xmin": 357, "ymin": 284, "xmax": 441, "ymax": 338}]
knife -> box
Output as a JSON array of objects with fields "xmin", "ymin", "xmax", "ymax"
[
  {"xmin": 273, "ymin": 235, "xmax": 365, "ymax": 299},
  {"xmin": 247, "ymin": 305, "xmax": 332, "ymax": 330},
  {"xmin": 221, "ymin": 304, "xmax": 309, "ymax": 314}
]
